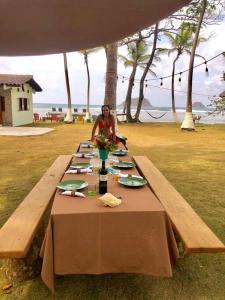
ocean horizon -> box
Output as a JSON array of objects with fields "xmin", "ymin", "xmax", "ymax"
[{"xmin": 33, "ymin": 102, "xmax": 225, "ymax": 125}]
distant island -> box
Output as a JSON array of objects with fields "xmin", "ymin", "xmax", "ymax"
[
  {"xmin": 118, "ymin": 98, "xmax": 152, "ymax": 109},
  {"xmin": 192, "ymin": 101, "xmax": 206, "ymax": 109}
]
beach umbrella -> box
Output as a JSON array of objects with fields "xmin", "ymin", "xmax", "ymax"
[{"xmin": 0, "ymin": 0, "xmax": 191, "ymax": 56}]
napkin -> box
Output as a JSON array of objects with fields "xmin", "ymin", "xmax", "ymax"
[
  {"xmin": 62, "ymin": 190, "xmax": 85, "ymax": 197},
  {"xmin": 74, "ymin": 153, "xmax": 94, "ymax": 158},
  {"xmin": 118, "ymin": 174, "xmax": 143, "ymax": 179},
  {"xmin": 99, "ymin": 193, "xmax": 122, "ymax": 207},
  {"xmin": 65, "ymin": 168, "xmax": 92, "ymax": 174},
  {"xmin": 80, "ymin": 143, "xmax": 93, "ymax": 148}
]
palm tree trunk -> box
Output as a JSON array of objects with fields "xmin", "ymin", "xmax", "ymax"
[
  {"xmin": 104, "ymin": 43, "xmax": 118, "ymax": 130},
  {"xmin": 171, "ymin": 52, "xmax": 180, "ymax": 123},
  {"xmin": 84, "ymin": 51, "xmax": 91, "ymax": 120},
  {"xmin": 126, "ymin": 63, "xmax": 138, "ymax": 122},
  {"xmin": 181, "ymin": 0, "xmax": 207, "ymax": 130},
  {"xmin": 63, "ymin": 53, "xmax": 73, "ymax": 123},
  {"xmin": 134, "ymin": 23, "xmax": 158, "ymax": 122}
]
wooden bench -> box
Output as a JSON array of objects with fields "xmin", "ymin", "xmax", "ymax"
[
  {"xmin": 0, "ymin": 155, "xmax": 72, "ymax": 259},
  {"xmin": 133, "ymin": 156, "xmax": 225, "ymax": 254}
]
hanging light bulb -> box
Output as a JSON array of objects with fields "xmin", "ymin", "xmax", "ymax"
[
  {"xmin": 160, "ymin": 78, "xmax": 163, "ymax": 86},
  {"xmin": 178, "ymin": 72, "xmax": 182, "ymax": 86},
  {"xmin": 205, "ymin": 61, "xmax": 209, "ymax": 73},
  {"xmin": 145, "ymin": 80, "xmax": 148, "ymax": 88},
  {"xmin": 122, "ymin": 76, "xmax": 124, "ymax": 83}
]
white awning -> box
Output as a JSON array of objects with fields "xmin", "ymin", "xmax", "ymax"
[{"xmin": 0, "ymin": 0, "xmax": 191, "ymax": 56}]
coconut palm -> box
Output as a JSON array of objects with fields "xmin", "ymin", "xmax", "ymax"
[
  {"xmin": 181, "ymin": 0, "xmax": 207, "ymax": 130},
  {"xmin": 104, "ymin": 43, "xmax": 118, "ymax": 131},
  {"xmin": 158, "ymin": 22, "xmax": 198, "ymax": 122},
  {"xmin": 63, "ymin": 53, "xmax": 73, "ymax": 123},
  {"xmin": 118, "ymin": 37, "xmax": 155, "ymax": 122},
  {"xmin": 79, "ymin": 47, "xmax": 101, "ymax": 120}
]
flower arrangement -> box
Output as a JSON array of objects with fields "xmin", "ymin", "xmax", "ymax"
[{"xmin": 94, "ymin": 134, "xmax": 118, "ymax": 153}]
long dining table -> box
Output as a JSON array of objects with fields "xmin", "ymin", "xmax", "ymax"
[{"xmin": 40, "ymin": 142, "xmax": 179, "ymax": 293}]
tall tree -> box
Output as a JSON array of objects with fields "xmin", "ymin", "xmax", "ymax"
[
  {"xmin": 181, "ymin": 0, "xmax": 207, "ymax": 130},
  {"xmin": 118, "ymin": 35, "xmax": 153, "ymax": 122},
  {"xmin": 79, "ymin": 48, "xmax": 101, "ymax": 121},
  {"xmin": 135, "ymin": 23, "xmax": 159, "ymax": 122},
  {"xmin": 63, "ymin": 53, "xmax": 73, "ymax": 123},
  {"xmin": 158, "ymin": 22, "xmax": 205, "ymax": 122},
  {"xmin": 104, "ymin": 43, "xmax": 118, "ymax": 129}
]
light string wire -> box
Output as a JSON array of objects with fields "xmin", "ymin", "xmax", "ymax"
[{"xmin": 117, "ymin": 52, "xmax": 223, "ymax": 83}]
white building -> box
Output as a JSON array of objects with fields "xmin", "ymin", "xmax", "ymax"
[{"xmin": 0, "ymin": 74, "xmax": 42, "ymax": 126}]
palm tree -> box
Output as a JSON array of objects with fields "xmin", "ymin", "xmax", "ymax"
[
  {"xmin": 79, "ymin": 47, "xmax": 101, "ymax": 121},
  {"xmin": 63, "ymin": 53, "xmax": 73, "ymax": 123},
  {"xmin": 118, "ymin": 36, "xmax": 154, "ymax": 122},
  {"xmin": 135, "ymin": 23, "xmax": 159, "ymax": 122},
  {"xmin": 159, "ymin": 22, "xmax": 197, "ymax": 123},
  {"xmin": 181, "ymin": 0, "xmax": 207, "ymax": 130}
]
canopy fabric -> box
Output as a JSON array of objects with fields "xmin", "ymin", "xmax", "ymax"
[{"xmin": 0, "ymin": 0, "xmax": 191, "ymax": 56}]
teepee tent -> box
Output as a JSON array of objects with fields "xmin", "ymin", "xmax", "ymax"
[{"xmin": 0, "ymin": 0, "xmax": 190, "ymax": 56}]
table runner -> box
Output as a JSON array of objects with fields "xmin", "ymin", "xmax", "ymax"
[{"xmin": 41, "ymin": 144, "xmax": 179, "ymax": 293}]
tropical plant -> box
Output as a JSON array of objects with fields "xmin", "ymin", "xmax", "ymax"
[
  {"xmin": 208, "ymin": 96, "xmax": 225, "ymax": 115},
  {"xmin": 159, "ymin": 21, "xmax": 206, "ymax": 122},
  {"xmin": 135, "ymin": 23, "xmax": 159, "ymax": 122},
  {"xmin": 104, "ymin": 43, "xmax": 118, "ymax": 131},
  {"xmin": 181, "ymin": 0, "xmax": 221, "ymax": 130},
  {"xmin": 118, "ymin": 35, "xmax": 155, "ymax": 122},
  {"xmin": 63, "ymin": 53, "xmax": 73, "ymax": 123},
  {"xmin": 79, "ymin": 47, "xmax": 101, "ymax": 120}
]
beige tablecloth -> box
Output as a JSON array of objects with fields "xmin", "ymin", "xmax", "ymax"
[{"xmin": 41, "ymin": 148, "xmax": 179, "ymax": 293}]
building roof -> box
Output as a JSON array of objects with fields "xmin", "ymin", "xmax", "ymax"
[{"xmin": 0, "ymin": 74, "xmax": 42, "ymax": 92}]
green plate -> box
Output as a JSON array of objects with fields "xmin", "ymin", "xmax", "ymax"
[
  {"xmin": 113, "ymin": 161, "xmax": 135, "ymax": 169},
  {"xmin": 118, "ymin": 176, "xmax": 147, "ymax": 187},
  {"xmin": 70, "ymin": 162, "xmax": 93, "ymax": 169},
  {"xmin": 112, "ymin": 149, "xmax": 128, "ymax": 156},
  {"xmin": 57, "ymin": 180, "xmax": 88, "ymax": 191}
]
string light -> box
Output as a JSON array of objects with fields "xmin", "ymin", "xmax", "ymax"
[{"xmin": 117, "ymin": 52, "xmax": 222, "ymax": 85}]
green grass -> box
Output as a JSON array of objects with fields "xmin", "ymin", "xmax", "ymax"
[{"xmin": 0, "ymin": 122, "xmax": 225, "ymax": 299}]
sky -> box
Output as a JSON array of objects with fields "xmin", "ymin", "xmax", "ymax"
[{"xmin": 0, "ymin": 20, "xmax": 224, "ymax": 108}]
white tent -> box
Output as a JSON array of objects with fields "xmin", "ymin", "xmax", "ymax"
[{"xmin": 0, "ymin": 0, "xmax": 191, "ymax": 56}]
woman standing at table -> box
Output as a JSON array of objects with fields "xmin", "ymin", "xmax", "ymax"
[{"xmin": 91, "ymin": 105, "xmax": 116, "ymax": 141}]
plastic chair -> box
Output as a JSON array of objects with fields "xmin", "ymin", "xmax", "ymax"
[
  {"xmin": 33, "ymin": 113, "xmax": 40, "ymax": 122},
  {"xmin": 58, "ymin": 107, "xmax": 62, "ymax": 112},
  {"xmin": 82, "ymin": 108, "xmax": 87, "ymax": 113},
  {"xmin": 74, "ymin": 108, "xmax": 78, "ymax": 113},
  {"xmin": 52, "ymin": 107, "xmax": 56, "ymax": 112},
  {"xmin": 51, "ymin": 114, "xmax": 59, "ymax": 122}
]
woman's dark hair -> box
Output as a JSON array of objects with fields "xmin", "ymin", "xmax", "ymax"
[{"xmin": 101, "ymin": 105, "xmax": 111, "ymax": 118}]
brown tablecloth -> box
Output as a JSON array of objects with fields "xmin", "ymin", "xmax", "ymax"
[{"xmin": 41, "ymin": 147, "xmax": 179, "ymax": 293}]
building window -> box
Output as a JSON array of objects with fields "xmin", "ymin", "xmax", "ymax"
[
  {"xmin": 0, "ymin": 96, "xmax": 5, "ymax": 111},
  {"xmin": 27, "ymin": 90, "xmax": 29, "ymax": 93},
  {"xmin": 18, "ymin": 98, "xmax": 29, "ymax": 111},
  {"xmin": 17, "ymin": 87, "xmax": 20, "ymax": 92}
]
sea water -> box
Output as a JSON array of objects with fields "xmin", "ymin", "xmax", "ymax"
[{"xmin": 33, "ymin": 103, "xmax": 225, "ymax": 125}]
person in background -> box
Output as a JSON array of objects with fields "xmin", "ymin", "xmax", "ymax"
[{"xmin": 91, "ymin": 105, "xmax": 116, "ymax": 141}]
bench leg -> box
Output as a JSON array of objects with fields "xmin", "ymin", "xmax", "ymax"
[{"xmin": 1, "ymin": 222, "xmax": 45, "ymax": 283}]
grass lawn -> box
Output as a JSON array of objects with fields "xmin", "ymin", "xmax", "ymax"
[{"xmin": 0, "ymin": 122, "xmax": 225, "ymax": 300}]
